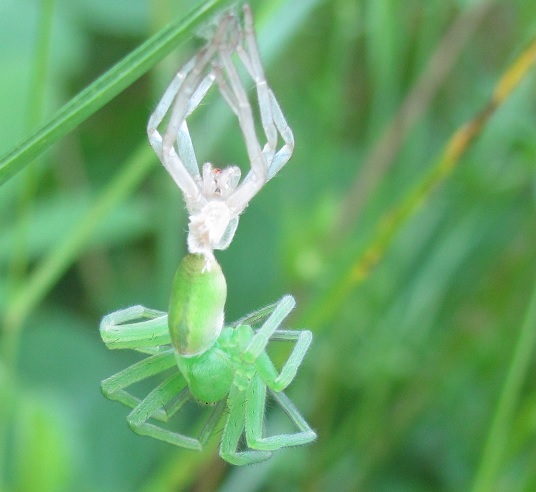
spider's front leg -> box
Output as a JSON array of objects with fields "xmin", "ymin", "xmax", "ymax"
[{"xmin": 245, "ymin": 376, "xmax": 317, "ymax": 452}]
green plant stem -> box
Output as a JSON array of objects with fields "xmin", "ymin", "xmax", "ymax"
[
  {"xmin": 471, "ymin": 272, "xmax": 536, "ymax": 492},
  {"xmin": 0, "ymin": 0, "xmax": 234, "ymax": 187},
  {"xmin": 26, "ymin": 0, "xmax": 56, "ymax": 130},
  {"xmin": 331, "ymin": 0, "xmax": 492, "ymax": 240}
]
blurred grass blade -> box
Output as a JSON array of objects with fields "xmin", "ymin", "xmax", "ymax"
[
  {"xmin": 8, "ymin": 0, "xmax": 56, "ymax": 296},
  {"xmin": 333, "ymin": 1, "xmax": 493, "ymax": 238},
  {"xmin": 0, "ymin": 0, "xmax": 234, "ymax": 187},
  {"xmin": 471, "ymin": 271, "xmax": 536, "ymax": 492},
  {"xmin": 13, "ymin": 395, "xmax": 73, "ymax": 492},
  {"xmin": 304, "ymin": 34, "xmax": 536, "ymax": 330}
]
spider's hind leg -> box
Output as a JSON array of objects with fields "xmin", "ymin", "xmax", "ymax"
[
  {"xmin": 101, "ymin": 348, "xmax": 176, "ymax": 420},
  {"xmin": 260, "ymin": 327, "xmax": 313, "ymax": 392},
  {"xmin": 127, "ymin": 373, "xmax": 224, "ymax": 451},
  {"xmin": 245, "ymin": 375, "xmax": 316, "ymax": 452},
  {"xmin": 219, "ymin": 385, "xmax": 272, "ymax": 465}
]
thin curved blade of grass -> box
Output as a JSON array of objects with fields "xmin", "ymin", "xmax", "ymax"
[
  {"xmin": 303, "ymin": 35, "xmax": 536, "ymax": 331},
  {"xmin": 0, "ymin": 0, "xmax": 234, "ymax": 187},
  {"xmin": 471, "ymin": 270, "xmax": 536, "ymax": 491}
]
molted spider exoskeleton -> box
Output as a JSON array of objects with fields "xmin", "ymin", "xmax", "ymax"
[{"xmin": 147, "ymin": 5, "xmax": 294, "ymax": 260}]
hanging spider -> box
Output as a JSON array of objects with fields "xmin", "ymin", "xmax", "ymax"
[
  {"xmin": 100, "ymin": 258, "xmax": 315, "ymax": 465},
  {"xmin": 99, "ymin": 5, "xmax": 316, "ymax": 465}
]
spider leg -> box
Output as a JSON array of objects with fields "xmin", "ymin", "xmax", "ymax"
[
  {"xmin": 128, "ymin": 382, "xmax": 226, "ymax": 450},
  {"xmin": 242, "ymin": 295, "xmax": 312, "ymax": 391},
  {"xmin": 147, "ymin": 55, "xmax": 195, "ymax": 157},
  {"xmin": 148, "ymin": 13, "xmax": 234, "ymax": 203},
  {"xmin": 245, "ymin": 375, "xmax": 316, "ymax": 451},
  {"xmin": 100, "ymin": 305, "xmax": 170, "ymax": 352},
  {"xmin": 243, "ymin": 295, "xmax": 295, "ymax": 363},
  {"xmin": 103, "ymin": 347, "xmax": 226, "ymax": 449},
  {"xmin": 148, "ymin": 68, "xmax": 216, "ymax": 179},
  {"xmin": 162, "ymin": 14, "xmax": 235, "ymax": 161},
  {"xmin": 126, "ymin": 372, "xmax": 203, "ymax": 450},
  {"xmin": 214, "ymin": 37, "xmax": 269, "ymax": 215},
  {"xmin": 238, "ymin": 5, "xmax": 277, "ymax": 160},
  {"xmin": 264, "ymin": 89, "xmax": 295, "ymax": 180},
  {"xmin": 219, "ymin": 384, "xmax": 272, "ymax": 465},
  {"xmin": 196, "ymin": 399, "xmax": 227, "ymax": 447},
  {"xmin": 255, "ymin": 327, "xmax": 313, "ymax": 392},
  {"xmin": 101, "ymin": 349, "xmax": 176, "ymax": 421},
  {"xmin": 237, "ymin": 5, "xmax": 294, "ymax": 180},
  {"xmin": 232, "ymin": 300, "xmax": 281, "ymax": 327}
]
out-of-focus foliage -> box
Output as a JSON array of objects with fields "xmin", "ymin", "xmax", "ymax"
[{"xmin": 1, "ymin": 0, "xmax": 536, "ymax": 490}]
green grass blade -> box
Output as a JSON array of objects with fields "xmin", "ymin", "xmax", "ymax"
[
  {"xmin": 8, "ymin": 0, "xmax": 56, "ymax": 293},
  {"xmin": 471, "ymin": 272, "xmax": 536, "ymax": 492},
  {"xmin": 0, "ymin": 0, "xmax": 234, "ymax": 187}
]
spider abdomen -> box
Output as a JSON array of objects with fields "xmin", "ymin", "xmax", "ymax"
[{"xmin": 168, "ymin": 253, "xmax": 227, "ymax": 357}]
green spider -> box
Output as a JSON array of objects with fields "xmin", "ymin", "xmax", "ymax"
[{"xmin": 100, "ymin": 254, "xmax": 316, "ymax": 465}]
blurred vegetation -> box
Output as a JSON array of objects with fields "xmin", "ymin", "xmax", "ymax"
[{"xmin": 1, "ymin": 0, "xmax": 536, "ymax": 490}]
